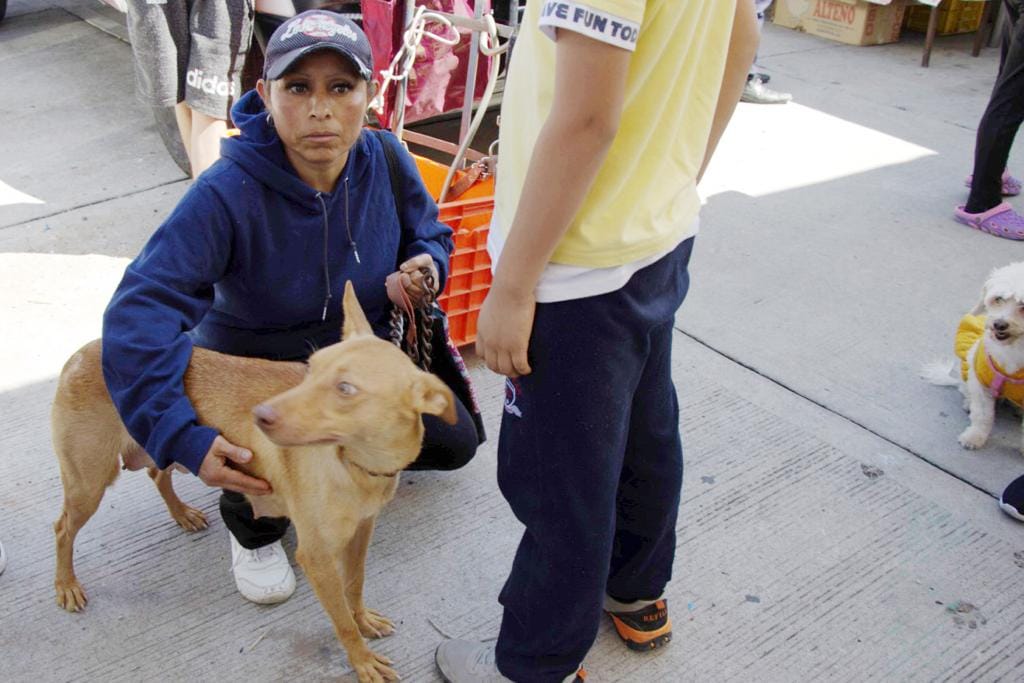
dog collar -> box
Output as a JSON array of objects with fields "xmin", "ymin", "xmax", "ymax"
[
  {"xmin": 984, "ymin": 352, "xmax": 1024, "ymax": 398},
  {"xmin": 346, "ymin": 458, "xmax": 401, "ymax": 478}
]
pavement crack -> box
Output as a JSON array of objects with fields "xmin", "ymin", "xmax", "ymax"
[
  {"xmin": 676, "ymin": 327, "xmax": 996, "ymax": 500},
  {"xmin": 0, "ymin": 178, "xmax": 188, "ymax": 232}
]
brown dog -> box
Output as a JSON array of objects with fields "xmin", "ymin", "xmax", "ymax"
[{"xmin": 51, "ymin": 282, "xmax": 455, "ymax": 682}]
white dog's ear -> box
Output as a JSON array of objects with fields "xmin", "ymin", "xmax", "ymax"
[{"xmin": 969, "ymin": 282, "xmax": 988, "ymax": 315}]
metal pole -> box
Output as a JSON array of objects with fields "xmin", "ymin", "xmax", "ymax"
[
  {"xmin": 393, "ymin": 0, "xmax": 416, "ymax": 137},
  {"xmin": 458, "ymin": 0, "xmax": 483, "ymax": 158}
]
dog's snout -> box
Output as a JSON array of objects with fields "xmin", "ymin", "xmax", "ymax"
[
  {"xmin": 253, "ymin": 404, "xmax": 279, "ymax": 429},
  {"xmin": 993, "ymin": 319, "xmax": 1010, "ymax": 332}
]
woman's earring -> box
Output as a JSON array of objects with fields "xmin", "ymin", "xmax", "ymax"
[{"xmin": 266, "ymin": 112, "xmax": 274, "ymax": 127}]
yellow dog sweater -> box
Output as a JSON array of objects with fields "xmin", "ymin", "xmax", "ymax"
[{"xmin": 956, "ymin": 314, "xmax": 1024, "ymax": 407}]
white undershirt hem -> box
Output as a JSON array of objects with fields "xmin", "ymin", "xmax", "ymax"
[{"xmin": 486, "ymin": 214, "xmax": 699, "ymax": 304}]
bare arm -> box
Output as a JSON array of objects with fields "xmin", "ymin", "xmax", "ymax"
[
  {"xmin": 698, "ymin": 0, "xmax": 760, "ymax": 183},
  {"xmin": 476, "ymin": 30, "xmax": 632, "ymax": 377}
]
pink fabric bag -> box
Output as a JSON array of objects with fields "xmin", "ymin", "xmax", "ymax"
[{"xmin": 362, "ymin": 0, "xmax": 492, "ymax": 127}]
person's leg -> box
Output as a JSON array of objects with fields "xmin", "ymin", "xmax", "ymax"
[
  {"xmin": 600, "ymin": 318, "xmax": 681, "ymax": 650},
  {"xmin": 405, "ymin": 392, "xmax": 479, "ymax": 471},
  {"xmin": 754, "ymin": 0, "xmax": 772, "ymax": 28},
  {"xmin": 999, "ymin": 0, "xmax": 1023, "ymax": 77},
  {"xmin": 605, "ymin": 319, "xmax": 683, "ymax": 603},
  {"xmin": 492, "ymin": 239, "xmax": 694, "ymax": 681},
  {"xmin": 174, "ymin": 101, "xmax": 192, "ymax": 163},
  {"xmin": 966, "ymin": 5, "xmax": 1024, "ymax": 213},
  {"xmin": 189, "ymin": 110, "xmax": 229, "ymax": 177},
  {"xmin": 220, "ymin": 490, "xmax": 290, "ymax": 548},
  {"xmin": 743, "ymin": 1, "xmax": 791, "ymax": 105},
  {"xmin": 220, "ymin": 491, "xmax": 296, "ymax": 604},
  {"xmin": 184, "ymin": 0, "xmax": 253, "ymax": 177}
]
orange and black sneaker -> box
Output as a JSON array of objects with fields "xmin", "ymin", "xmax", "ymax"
[{"xmin": 605, "ymin": 598, "xmax": 673, "ymax": 651}]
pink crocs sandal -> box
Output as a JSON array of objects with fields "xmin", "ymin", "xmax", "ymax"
[
  {"xmin": 954, "ymin": 202, "xmax": 1024, "ymax": 240},
  {"xmin": 964, "ymin": 170, "xmax": 1022, "ymax": 196}
]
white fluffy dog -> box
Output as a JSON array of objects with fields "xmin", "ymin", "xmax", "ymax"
[{"xmin": 923, "ymin": 261, "xmax": 1024, "ymax": 451}]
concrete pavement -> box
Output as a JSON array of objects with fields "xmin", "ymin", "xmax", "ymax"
[{"xmin": 2, "ymin": 3, "xmax": 1024, "ymax": 681}]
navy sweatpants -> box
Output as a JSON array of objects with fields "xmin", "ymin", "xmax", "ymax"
[{"xmin": 494, "ymin": 237, "xmax": 694, "ymax": 681}]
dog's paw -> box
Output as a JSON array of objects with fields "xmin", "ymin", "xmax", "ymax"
[
  {"xmin": 351, "ymin": 647, "xmax": 399, "ymax": 683},
  {"xmin": 355, "ymin": 608, "xmax": 395, "ymax": 639},
  {"xmin": 171, "ymin": 505, "xmax": 208, "ymax": 532},
  {"xmin": 959, "ymin": 427, "xmax": 989, "ymax": 450},
  {"xmin": 55, "ymin": 577, "xmax": 88, "ymax": 612}
]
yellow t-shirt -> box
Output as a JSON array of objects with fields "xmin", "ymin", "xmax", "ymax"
[{"xmin": 493, "ymin": 0, "xmax": 736, "ymax": 267}]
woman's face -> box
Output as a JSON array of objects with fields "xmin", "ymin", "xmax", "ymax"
[{"xmin": 257, "ymin": 50, "xmax": 375, "ymax": 188}]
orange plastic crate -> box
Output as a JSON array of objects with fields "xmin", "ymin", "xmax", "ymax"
[{"xmin": 413, "ymin": 154, "xmax": 495, "ymax": 347}]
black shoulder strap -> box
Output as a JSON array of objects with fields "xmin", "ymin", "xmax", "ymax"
[{"xmin": 375, "ymin": 129, "xmax": 404, "ymax": 231}]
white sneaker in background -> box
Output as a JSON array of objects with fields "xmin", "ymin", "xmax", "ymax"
[
  {"xmin": 228, "ymin": 533, "xmax": 295, "ymax": 604},
  {"xmin": 0, "ymin": 539, "xmax": 7, "ymax": 576}
]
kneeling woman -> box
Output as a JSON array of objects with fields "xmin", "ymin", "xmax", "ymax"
[{"xmin": 102, "ymin": 11, "xmax": 483, "ymax": 605}]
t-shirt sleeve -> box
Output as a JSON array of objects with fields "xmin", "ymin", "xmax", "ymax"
[{"xmin": 537, "ymin": 0, "xmax": 645, "ymax": 51}]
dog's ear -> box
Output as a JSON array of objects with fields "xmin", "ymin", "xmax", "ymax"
[
  {"xmin": 411, "ymin": 372, "xmax": 457, "ymax": 424},
  {"xmin": 342, "ymin": 281, "xmax": 374, "ymax": 340},
  {"xmin": 969, "ymin": 281, "xmax": 989, "ymax": 316}
]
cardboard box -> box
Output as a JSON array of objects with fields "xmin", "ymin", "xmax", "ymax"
[{"xmin": 773, "ymin": 0, "xmax": 909, "ymax": 46}]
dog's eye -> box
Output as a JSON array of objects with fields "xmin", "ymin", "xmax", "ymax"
[
  {"xmin": 993, "ymin": 296, "xmax": 1005, "ymax": 305},
  {"xmin": 338, "ymin": 381, "xmax": 359, "ymax": 396}
]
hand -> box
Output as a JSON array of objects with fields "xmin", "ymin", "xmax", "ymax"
[
  {"xmin": 197, "ymin": 435, "xmax": 272, "ymax": 496},
  {"xmin": 475, "ymin": 282, "xmax": 535, "ymax": 377},
  {"xmin": 395, "ymin": 254, "xmax": 439, "ymax": 304}
]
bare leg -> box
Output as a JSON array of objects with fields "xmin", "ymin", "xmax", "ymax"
[
  {"xmin": 148, "ymin": 468, "xmax": 208, "ymax": 532},
  {"xmin": 342, "ymin": 518, "xmax": 394, "ymax": 639},
  {"xmin": 174, "ymin": 101, "xmax": 192, "ymax": 164},
  {"xmin": 189, "ymin": 109, "xmax": 228, "ymax": 178}
]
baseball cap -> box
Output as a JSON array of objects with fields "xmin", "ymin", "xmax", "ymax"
[{"xmin": 263, "ymin": 11, "xmax": 374, "ymax": 81}]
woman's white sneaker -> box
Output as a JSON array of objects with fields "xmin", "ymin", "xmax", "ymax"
[{"xmin": 228, "ymin": 533, "xmax": 296, "ymax": 604}]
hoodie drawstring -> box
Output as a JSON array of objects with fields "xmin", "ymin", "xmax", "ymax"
[
  {"xmin": 315, "ymin": 182, "xmax": 361, "ymax": 322},
  {"xmin": 316, "ymin": 192, "xmax": 332, "ymax": 321},
  {"xmin": 344, "ymin": 177, "xmax": 360, "ymax": 265}
]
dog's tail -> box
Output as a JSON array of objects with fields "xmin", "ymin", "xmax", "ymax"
[{"xmin": 920, "ymin": 360, "xmax": 960, "ymax": 387}]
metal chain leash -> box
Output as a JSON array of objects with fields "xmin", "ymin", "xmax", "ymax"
[{"xmin": 388, "ymin": 266, "xmax": 437, "ymax": 372}]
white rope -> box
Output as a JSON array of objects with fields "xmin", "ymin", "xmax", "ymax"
[
  {"xmin": 369, "ymin": 6, "xmax": 460, "ymax": 127},
  {"xmin": 438, "ymin": 13, "xmax": 508, "ymax": 204}
]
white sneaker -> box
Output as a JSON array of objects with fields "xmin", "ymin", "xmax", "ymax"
[
  {"xmin": 0, "ymin": 539, "xmax": 7, "ymax": 576},
  {"xmin": 228, "ymin": 534, "xmax": 296, "ymax": 604},
  {"xmin": 434, "ymin": 640, "xmax": 584, "ymax": 683},
  {"xmin": 434, "ymin": 641, "xmax": 512, "ymax": 683}
]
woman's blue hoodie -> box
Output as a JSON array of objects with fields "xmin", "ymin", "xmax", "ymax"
[{"xmin": 101, "ymin": 89, "xmax": 453, "ymax": 475}]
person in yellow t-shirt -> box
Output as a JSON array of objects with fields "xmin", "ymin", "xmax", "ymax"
[{"xmin": 435, "ymin": 1, "xmax": 759, "ymax": 680}]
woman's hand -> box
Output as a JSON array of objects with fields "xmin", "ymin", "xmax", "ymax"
[
  {"xmin": 475, "ymin": 282, "xmax": 535, "ymax": 378},
  {"xmin": 395, "ymin": 254, "xmax": 439, "ymax": 304},
  {"xmin": 198, "ymin": 435, "xmax": 272, "ymax": 496}
]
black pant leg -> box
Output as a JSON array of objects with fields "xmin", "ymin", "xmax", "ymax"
[
  {"xmin": 967, "ymin": 2, "xmax": 1024, "ymax": 212},
  {"xmin": 404, "ymin": 392, "xmax": 478, "ymax": 471},
  {"xmin": 219, "ymin": 491, "xmax": 290, "ymax": 549}
]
